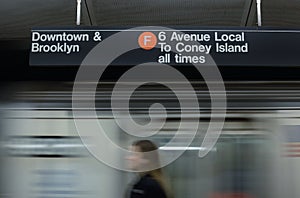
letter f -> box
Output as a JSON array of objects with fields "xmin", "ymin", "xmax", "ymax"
[{"xmin": 144, "ymin": 36, "xmax": 151, "ymax": 46}]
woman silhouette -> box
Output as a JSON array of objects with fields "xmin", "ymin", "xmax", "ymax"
[{"xmin": 126, "ymin": 140, "xmax": 172, "ymax": 198}]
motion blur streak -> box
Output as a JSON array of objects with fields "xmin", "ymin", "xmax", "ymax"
[{"xmin": 1, "ymin": 82, "xmax": 300, "ymax": 198}]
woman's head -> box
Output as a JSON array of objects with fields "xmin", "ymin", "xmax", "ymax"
[{"xmin": 127, "ymin": 140, "xmax": 161, "ymax": 172}]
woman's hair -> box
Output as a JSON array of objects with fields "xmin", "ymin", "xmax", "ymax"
[{"xmin": 132, "ymin": 140, "xmax": 172, "ymax": 198}]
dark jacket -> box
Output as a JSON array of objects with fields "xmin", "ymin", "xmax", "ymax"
[{"xmin": 127, "ymin": 174, "xmax": 167, "ymax": 198}]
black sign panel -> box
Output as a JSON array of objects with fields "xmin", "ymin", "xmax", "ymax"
[{"xmin": 29, "ymin": 27, "xmax": 300, "ymax": 66}]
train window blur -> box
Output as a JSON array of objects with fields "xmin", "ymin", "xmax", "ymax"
[{"xmin": 2, "ymin": 82, "xmax": 300, "ymax": 198}]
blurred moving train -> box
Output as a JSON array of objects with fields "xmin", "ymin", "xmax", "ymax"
[{"xmin": 1, "ymin": 82, "xmax": 300, "ymax": 198}]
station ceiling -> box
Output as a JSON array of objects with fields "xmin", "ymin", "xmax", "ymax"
[{"xmin": 0, "ymin": 0, "xmax": 300, "ymax": 39}]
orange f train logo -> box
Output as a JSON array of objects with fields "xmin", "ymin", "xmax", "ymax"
[{"xmin": 138, "ymin": 32, "xmax": 157, "ymax": 50}]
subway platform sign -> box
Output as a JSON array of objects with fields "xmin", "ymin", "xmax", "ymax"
[{"xmin": 29, "ymin": 27, "xmax": 300, "ymax": 66}]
